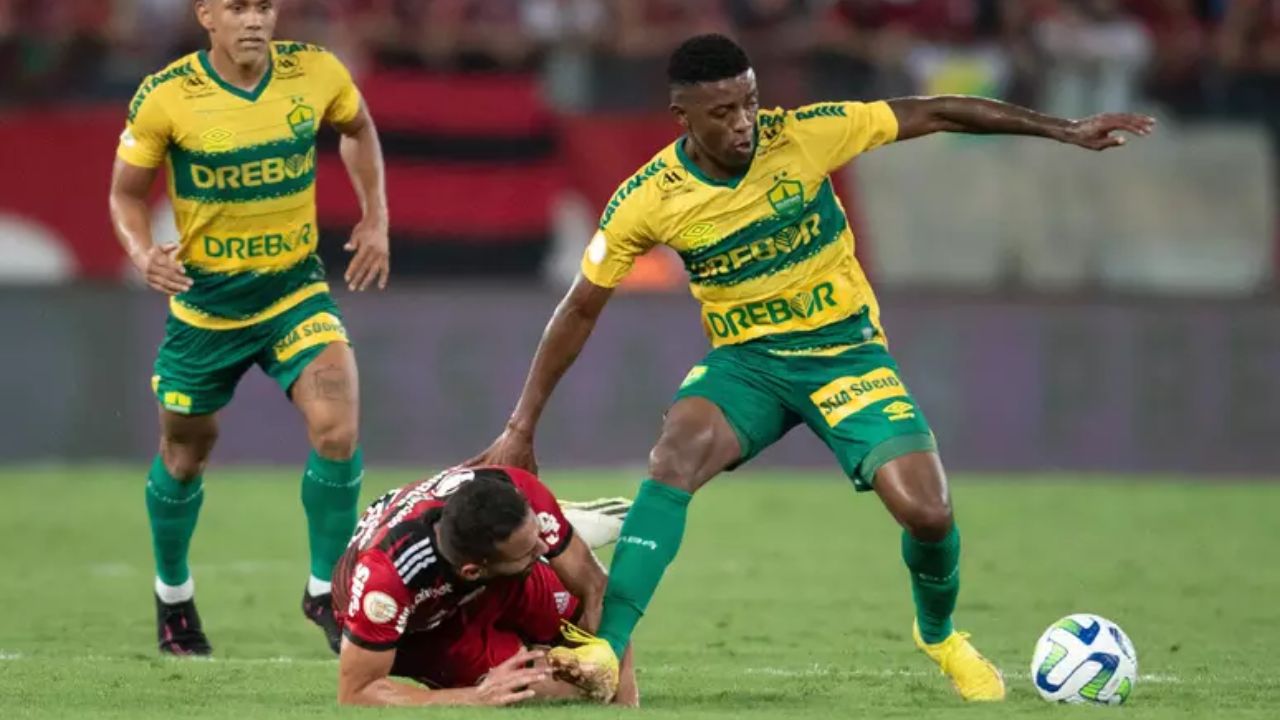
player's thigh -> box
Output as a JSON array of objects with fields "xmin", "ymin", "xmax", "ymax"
[
  {"xmin": 152, "ymin": 313, "xmax": 257, "ymax": 417},
  {"xmin": 789, "ymin": 342, "xmax": 937, "ymax": 492},
  {"xmin": 666, "ymin": 348, "xmax": 800, "ymax": 491},
  {"xmin": 259, "ymin": 295, "xmax": 358, "ymax": 442}
]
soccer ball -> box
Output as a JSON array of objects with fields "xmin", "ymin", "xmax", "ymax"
[{"xmin": 1031, "ymin": 613, "xmax": 1137, "ymax": 705}]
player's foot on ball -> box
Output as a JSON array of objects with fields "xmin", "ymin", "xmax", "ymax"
[
  {"xmin": 155, "ymin": 595, "xmax": 212, "ymax": 656},
  {"xmin": 547, "ymin": 621, "xmax": 619, "ymax": 703},
  {"xmin": 302, "ymin": 589, "xmax": 341, "ymax": 655},
  {"xmin": 913, "ymin": 620, "xmax": 1005, "ymax": 701}
]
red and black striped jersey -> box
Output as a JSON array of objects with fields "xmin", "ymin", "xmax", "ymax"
[{"xmin": 331, "ymin": 465, "xmax": 572, "ymax": 651}]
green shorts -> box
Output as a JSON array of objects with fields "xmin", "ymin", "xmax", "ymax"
[
  {"xmin": 152, "ymin": 292, "xmax": 350, "ymax": 416},
  {"xmin": 673, "ymin": 316, "xmax": 936, "ymax": 491}
]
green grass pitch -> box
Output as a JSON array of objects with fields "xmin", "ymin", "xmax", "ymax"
[{"xmin": 1, "ymin": 467, "xmax": 1277, "ymax": 718}]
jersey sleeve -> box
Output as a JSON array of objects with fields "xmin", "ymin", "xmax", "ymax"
[
  {"xmin": 116, "ymin": 76, "xmax": 171, "ymax": 168},
  {"xmin": 341, "ymin": 549, "xmax": 413, "ymax": 651},
  {"xmin": 319, "ymin": 51, "xmax": 362, "ymax": 126},
  {"xmin": 505, "ymin": 468, "xmax": 574, "ymax": 558},
  {"xmin": 791, "ymin": 100, "xmax": 899, "ymax": 174},
  {"xmin": 580, "ymin": 176, "xmax": 658, "ymax": 288}
]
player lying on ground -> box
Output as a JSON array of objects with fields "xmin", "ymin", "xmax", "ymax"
[
  {"xmin": 470, "ymin": 33, "xmax": 1156, "ymax": 702},
  {"xmin": 108, "ymin": 0, "xmax": 389, "ymax": 656},
  {"xmin": 332, "ymin": 467, "xmax": 638, "ymax": 706}
]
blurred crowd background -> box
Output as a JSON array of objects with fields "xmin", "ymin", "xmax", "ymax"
[{"xmin": 1, "ymin": 1, "xmax": 1277, "ymax": 123}]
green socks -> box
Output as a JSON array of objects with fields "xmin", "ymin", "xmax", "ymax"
[
  {"xmin": 903, "ymin": 525, "xmax": 961, "ymax": 644},
  {"xmin": 301, "ymin": 448, "xmax": 364, "ymax": 583},
  {"xmin": 146, "ymin": 454, "xmax": 204, "ymax": 587},
  {"xmin": 598, "ymin": 479, "xmax": 692, "ymax": 657}
]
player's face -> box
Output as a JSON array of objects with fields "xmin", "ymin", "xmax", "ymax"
[
  {"xmin": 197, "ymin": 0, "xmax": 277, "ymax": 66},
  {"xmin": 462, "ymin": 511, "xmax": 548, "ymax": 582},
  {"xmin": 672, "ymin": 69, "xmax": 760, "ymax": 172}
]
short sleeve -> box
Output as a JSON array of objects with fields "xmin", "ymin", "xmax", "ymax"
[
  {"xmin": 321, "ymin": 51, "xmax": 362, "ymax": 126},
  {"xmin": 791, "ymin": 100, "xmax": 899, "ymax": 173},
  {"xmin": 117, "ymin": 76, "xmax": 171, "ymax": 168},
  {"xmin": 341, "ymin": 550, "xmax": 412, "ymax": 651},
  {"xmin": 505, "ymin": 468, "xmax": 574, "ymax": 558},
  {"xmin": 580, "ymin": 177, "xmax": 658, "ymax": 288}
]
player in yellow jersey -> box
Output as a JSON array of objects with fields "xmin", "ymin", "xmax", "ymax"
[
  {"xmin": 471, "ymin": 35, "xmax": 1155, "ymax": 701},
  {"xmin": 107, "ymin": 0, "xmax": 389, "ymax": 656}
]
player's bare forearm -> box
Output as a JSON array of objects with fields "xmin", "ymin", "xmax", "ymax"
[
  {"xmin": 336, "ymin": 104, "xmax": 388, "ymax": 227},
  {"xmin": 507, "ymin": 275, "xmax": 614, "ymax": 436},
  {"xmin": 548, "ymin": 534, "xmax": 607, "ymax": 632},
  {"xmin": 337, "ymin": 642, "xmax": 476, "ymax": 706},
  {"xmin": 108, "ymin": 158, "xmax": 158, "ymax": 266},
  {"xmin": 887, "ymin": 96, "xmax": 1155, "ymax": 150}
]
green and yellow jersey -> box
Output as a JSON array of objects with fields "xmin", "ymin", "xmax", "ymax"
[
  {"xmin": 117, "ymin": 41, "xmax": 361, "ymax": 330},
  {"xmin": 582, "ymin": 101, "xmax": 899, "ymax": 352}
]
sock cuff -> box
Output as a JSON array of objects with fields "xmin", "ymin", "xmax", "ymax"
[
  {"xmin": 638, "ymin": 478, "xmax": 693, "ymax": 506},
  {"xmin": 147, "ymin": 455, "xmax": 203, "ymax": 503},
  {"xmin": 305, "ymin": 447, "xmax": 364, "ymax": 488}
]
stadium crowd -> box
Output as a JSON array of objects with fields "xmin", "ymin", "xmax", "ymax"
[{"xmin": 0, "ymin": 0, "xmax": 1276, "ymax": 126}]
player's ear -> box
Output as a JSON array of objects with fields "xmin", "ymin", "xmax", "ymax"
[
  {"xmin": 195, "ymin": 0, "xmax": 215, "ymax": 32},
  {"xmin": 457, "ymin": 562, "xmax": 483, "ymax": 581},
  {"xmin": 670, "ymin": 102, "xmax": 690, "ymax": 133}
]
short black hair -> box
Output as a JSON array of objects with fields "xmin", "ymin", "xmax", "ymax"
[
  {"xmin": 438, "ymin": 476, "xmax": 530, "ymax": 563},
  {"xmin": 667, "ymin": 34, "xmax": 751, "ymax": 86}
]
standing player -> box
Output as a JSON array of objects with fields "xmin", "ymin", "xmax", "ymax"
[
  {"xmin": 471, "ymin": 34, "xmax": 1155, "ymax": 701},
  {"xmin": 108, "ymin": 0, "xmax": 389, "ymax": 655},
  {"xmin": 333, "ymin": 467, "xmax": 638, "ymax": 706}
]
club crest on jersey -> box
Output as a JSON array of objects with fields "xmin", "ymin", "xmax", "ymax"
[
  {"xmin": 287, "ymin": 103, "xmax": 317, "ymax": 139},
  {"xmin": 767, "ymin": 179, "xmax": 804, "ymax": 219},
  {"xmin": 182, "ymin": 73, "xmax": 214, "ymax": 97},
  {"xmin": 657, "ymin": 167, "xmax": 689, "ymax": 192}
]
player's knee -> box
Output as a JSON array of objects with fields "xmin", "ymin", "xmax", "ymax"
[
  {"xmin": 160, "ymin": 443, "xmax": 212, "ymax": 482},
  {"xmin": 311, "ymin": 419, "xmax": 358, "ymax": 461},
  {"xmin": 647, "ymin": 437, "xmax": 707, "ymax": 494},
  {"xmin": 901, "ymin": 500, "xmax": 953, "ymax": 543}
]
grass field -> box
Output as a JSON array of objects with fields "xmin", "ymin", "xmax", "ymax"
[{"xmin": 1, "ymin": 467, "xmax": 1277, "ymax": 719}]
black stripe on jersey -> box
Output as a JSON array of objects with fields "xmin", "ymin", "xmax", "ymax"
[
  {"xmin": 342, "ymin": 628, "xmax": 397, "ymax": 652},
  {"xmin": 316, "ymin": 230, "xmax": 549, "ymax": 277},
  {"xmin": 316, "ymin": 129, "xmax": 555, "ymax": 163}
]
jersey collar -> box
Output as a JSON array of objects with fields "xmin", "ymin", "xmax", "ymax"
[
  {"xmin": 675, "ymin": 129, "xmax": 756, "ymax": 190},
  {"xmin": 198, "ymin": 47, "xmax": 274, "ymax": 102}
]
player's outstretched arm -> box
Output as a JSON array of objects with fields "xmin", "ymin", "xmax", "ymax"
[
  {"xmin": 548, "ymin": 532, "xmax": 608, "ymax": 632},
  {"xmin": 338, "ymin": 641, "xmax": 547, "ymax": 706},
  {"xmin": 109, "ymin": 159, "xmax": 192, "ymax": 296},
  {"xmin": 467, "ymin": 275, "xmax": 614, "ymax": 472},
  {"xmin": 887, "ymin": 96, "xmax": 1155, "ymax": 151},
  {"xmin": 332, "ymin": 101, "xmax": 390, "ymax": 292}
]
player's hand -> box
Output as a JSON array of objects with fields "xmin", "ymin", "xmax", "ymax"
[
  {"xmin": 1059, "ymin": 113, "xmax": 1156, "ymax": 151},
  {"xmin": 465, "ymin": 426, "xmax": 538, "ymax": 473},
  {"xmin": 471, "ymin": 649, "xmax": 547, "ymax": 706},
  {"xmin": 343, "ymin": 216, "xmax": 390, "ymax": 292},
  {"xmin": 136, "ymin": 244, "xmax": 193, "ymax": 296}
]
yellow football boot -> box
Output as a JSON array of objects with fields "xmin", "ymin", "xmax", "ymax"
[
  {"xmin": 547, "ymin": 621, "xmax": 619, "ymax": 703},
  {"xmin": 913, "ymin": 620, "xmax": 1006, "ymax": 701}
]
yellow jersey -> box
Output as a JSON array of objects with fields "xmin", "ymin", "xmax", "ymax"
[
  {"xmin": 117, "ymin": 41, "xmax": 361, "ymax": 330},
  {"xmin": 581, "ymin": 101, "xmax": 899, "ymax": 351}
]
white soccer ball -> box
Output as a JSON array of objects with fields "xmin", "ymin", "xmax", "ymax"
[{"xmin": 1031, "ymin": 613, "xmax": 1137, "ymax": 705}]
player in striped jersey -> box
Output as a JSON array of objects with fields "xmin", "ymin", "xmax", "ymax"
[
  {"xmin": 471, "ymin": 34, "xmax": 1155, "ymax": 702},
  {"xmin": 108, "ymin": 0, "xmax": 388, "ymax": 655}
]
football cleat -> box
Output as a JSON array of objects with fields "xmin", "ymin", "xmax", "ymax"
[
  {"xmin": 547, "ymin": 620, "xmax": 619, "ymax": 703},
  {"xmin": 914, "ymin": 620, "xmax": 1006, "ymax": 701},
  {"xmin": 561, "ymin": 497, "xmax": 632, "ymax": 550},
  {"xmin": 302, "ymin": 589, "xmax": 342, "ymax": 655},
  {"xmin": 156, "ymin": 595, "xmax": 212, "ymax": 656}
]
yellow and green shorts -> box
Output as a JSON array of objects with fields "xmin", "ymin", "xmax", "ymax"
[
  {"xmin": 152, "ymin": 292, "xmax": 349, "ymax": 416},
  {"xmin": 674, "ymin": 314, "xmax": 936, "ymax": 491}
]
